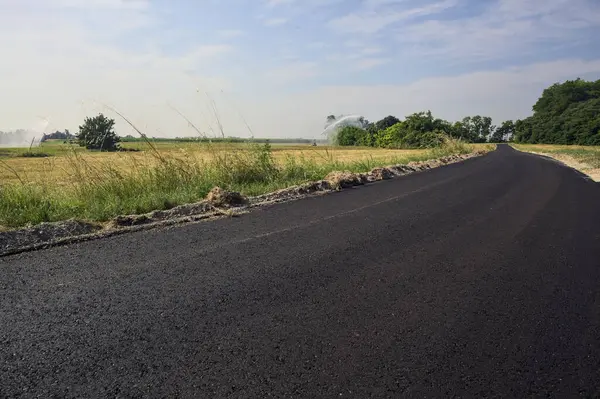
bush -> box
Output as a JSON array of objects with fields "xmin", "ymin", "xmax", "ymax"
[
  {"xmin": 77, "ymin": 113, "xmax": 121, "ymax": 151},
  {"xmin": 401, "ymin": 131, "xmax": 444, "ymax": 148},
  {"xmin": 374, "ymin": 122, "xmax": 407, "ymax": 148},
  {"xmin": 19, "ymin": 152, "xmax": 51, "ymax": 158},
  {"xmin": 335, "ymin": 126, "xmax": 369, "ymax": 146}
]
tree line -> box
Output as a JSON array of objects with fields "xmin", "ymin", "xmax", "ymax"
[
  {"xmin": 2, "ymin": 78, "xmax": 598, "ymax": 151},
  {"xmin": 512, "ymin": 78, "xmax": 600, "ymax": 145},
  {"xmin": 329, "ymin": 112, "xmax": 514, "ymax": 148},
  {"xmin": 330, "ymin": 78, "xmax": 599, "ymax": 148}
]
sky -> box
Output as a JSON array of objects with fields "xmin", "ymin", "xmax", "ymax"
[{"xmin": 1, "ymin": 0, "xmax": 600, "ymax": 139}]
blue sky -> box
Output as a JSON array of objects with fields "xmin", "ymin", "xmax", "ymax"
[{"xmin": 1, "ymin": 0, "xmax": 600, "ymax": 139}]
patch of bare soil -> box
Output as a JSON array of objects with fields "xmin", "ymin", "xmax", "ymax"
[
  {"xmin": 0, "ymin": 151, "xmax": 485, "ymax": 257},
  {"xmin": 205, "ymin": 187, "xmax": 248, "ymax": 207}
]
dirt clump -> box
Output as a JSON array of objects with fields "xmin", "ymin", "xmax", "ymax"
[
  {"xmin": 206, "ymin": 187, "xmax": 248, "ymax": 207},
  {"xmin": 324, "ymin": 171, "xmax": 367, "ymax": 189},
  {"xmin": 369, "ymin": 167, "xmax": 394, "ymax": 181},
  {"xmin": 249, "ymin": 180, "xmax": 333, "ymax": 205}
]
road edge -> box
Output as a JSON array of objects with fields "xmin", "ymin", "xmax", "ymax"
[
  {"xmin": 0, "ymin": 149, "xmax": 492, "ymax": 258},
  {"xmin": 510, "ymin": 145, "xmax": 600, "ymax": 183}
]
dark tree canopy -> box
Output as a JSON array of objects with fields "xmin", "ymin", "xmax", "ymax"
[
  {"xmin": 77, "ymin": 113, "xmax": 121, "ymax": 151},
  {"xmin": 330, "ymin": 78, "xmax": 600, "ymax": 148},
  {"xmin": 491, "ymin": 120, "xmax": 514, "ymax": 143},
  {"xmin": 374, "ymin": 115, "xmax": 400, "ymax": 132},
  {"xmin": 331, "ymin": 111, "xmax": 495, "ymax": 148},
  {"xmin": 334, "ymin": 126, "xmax": 369, "ymax": 146},
  {"xmin": 513, "ymin": 78, "xmax": 600, "ymax": 145},
  {"xmin": 41, "ymin": 129, "xmax": 75, "ymax": 142}
]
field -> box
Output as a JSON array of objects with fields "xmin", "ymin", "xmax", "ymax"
[
  {"xmin": 0, "ymin": 140, "xmax": 433, "ymax": 185},
  {"xmin": 512, "ymin": 144, "xmax": 600, "ymax": 181},
  {"xmin": 0, "ymin": 139, "xmax": 490, "ymax": 229}
]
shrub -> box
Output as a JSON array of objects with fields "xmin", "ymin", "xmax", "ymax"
[
  {"xmin": 401, "ymin": 130, "xmax": 444, "ymax": 149},
  {"xmin": 335, "ymin": 126, "xmax": 369, "ymax": 146},
  {"xmin": 374, "ymin": 122, "xmax": 408, "ymax": 148},
  {"xmin": 77, "ymin": 113, "xmax": 121, "ymax": 151},
  {"xmin": 19, "ymin": 152, "xmax": 51, "ymax": 158}
]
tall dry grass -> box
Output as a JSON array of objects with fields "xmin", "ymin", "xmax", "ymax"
[{"xmin": 0, "ymin": 128, "xmax": 483, "ymax": 228}]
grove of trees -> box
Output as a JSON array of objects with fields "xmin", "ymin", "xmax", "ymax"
[
  {"xmin": 512, "ymin": 78, "xmax": 600, "ymax": 145},
  {"xmin": 330, "ymin": 111, "xmax": 511, "ymax": 149},
  {"xmin": 330, "ymin": 78, "xmax": 600, "ymax": 148}
]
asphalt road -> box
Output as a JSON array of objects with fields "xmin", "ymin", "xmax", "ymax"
[{"xmin": 1, "ymin": 145, "xmax": 600, "ymax": 398}]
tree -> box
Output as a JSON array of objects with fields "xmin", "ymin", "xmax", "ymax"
[
  {"xmin": 41, "ymin": 129, "xmax": 75, "ymax": 142},
  {"xmin": 77, "ymin": 113, "xmax": 120, "ymax": 151},
  {"xmin": 468, "ymin": 115, "xmax": 494, "ymax": 142},
  {"xmin": 375, "ymin": 122, "xmax": 407, "ymax": 148},
  {"xmin": 404, "ymin": 111, "xmax": 435, "ymax": 133},
  {"xmin": 514, "ymin": 118, "xmax": 534, "ymax": 143},
  {"xmin": 374, "ymin": 115, "xmax": 401, "ymax": 132},
  {"xmin": 491, "ymin": 120, "xmax": 514, "ymax": 142},
  {"xmin": 514, "ymin": 78, "xmax": 600, "ymax": 145},
  {"xmin": 335, "ymin": 126, "xmax": 368, "ymax": 146}
]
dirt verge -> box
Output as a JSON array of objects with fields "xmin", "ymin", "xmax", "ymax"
[{"xmin": 0, "ymin": 151, "xmax": 487, "ymax": 257}]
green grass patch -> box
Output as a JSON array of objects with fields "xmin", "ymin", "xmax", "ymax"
[{"xmin": 0, "ymin": 139, "xmax": 484, "ymax": 229}]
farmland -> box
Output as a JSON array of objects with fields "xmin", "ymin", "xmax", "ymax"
[
  {"xmin": 2, "ymin": 140, "xmax": 436, "ymax": 185},
  {"xmin": 0, "ymin": 139, "xmax": 491, "ymax": 229}
]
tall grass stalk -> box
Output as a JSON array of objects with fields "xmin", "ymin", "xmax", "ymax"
[{"xmin": 0, "ymin": 135, "xmax": 477, "ymax": 228}]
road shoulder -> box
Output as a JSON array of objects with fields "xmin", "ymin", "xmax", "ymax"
[{"xmin": 511, "ymin": 145, "xmax": 600, "ymax": 182}]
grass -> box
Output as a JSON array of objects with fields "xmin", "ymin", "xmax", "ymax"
[{"xmin": 0, "ymin": 138, "xmax": 491, "ymax": 229}]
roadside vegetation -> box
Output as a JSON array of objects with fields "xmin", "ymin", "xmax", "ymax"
[
  {"xmin": 329, "ymin": 111, "xmax": 510, "ymax": 148},
  {"xmin": 512, "ymin": 78, "xmax": 600, "ymax": 145},
  {"xmin": 328, "ymin": 78, "xmax": 600, "ymax": 148},
  {"xmin": 3, "ymin": 77, "xmax": 597, "ymax": 230},
  {"xmin": 0, "ymin": 132, "xmax": 487, "ymax": 228}
]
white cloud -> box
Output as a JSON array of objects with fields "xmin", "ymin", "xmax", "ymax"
[
  {"xmin": 329, "ymin": 0, "xmax": 457, "ymax": 34},
  {"xmin": 395, "ymin": 0, "xmax": 600, "ymax": 60},
  {"xmin": 237, "ymin": 58, "xmax": 600, "ymax": 138},
  {"xmin": 0, "ymin": 0, "xmax": 234, "ymax": 135},
  {"xmin": 51, "ymin": 0, "xmax": 148, "ymax": 9},
  {"xmin": 265, "ymin": 0, "xmax": 344, "ymax": 8},
  {"xmin": 1, "ymin": 0, "xmax": 599, "ymax": 141}
]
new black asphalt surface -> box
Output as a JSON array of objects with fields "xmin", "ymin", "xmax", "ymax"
[{"xmin": 2, "ymin": 145, "xmax": 600, "ymax": 397}]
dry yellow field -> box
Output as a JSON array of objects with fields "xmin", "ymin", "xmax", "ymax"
[{"xmin": 0, "ymin": 142, "xmax": 433, "ymax": 186}]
